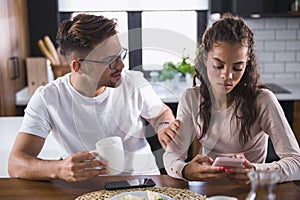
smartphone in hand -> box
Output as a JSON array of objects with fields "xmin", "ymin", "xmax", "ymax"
[
  {"xmin": 105, "ymin": 178, "xmax": 156, "ymax": 190},
  {"xmin": 212, "ymin": 157, "xmax": 244, "ymax": 168}
]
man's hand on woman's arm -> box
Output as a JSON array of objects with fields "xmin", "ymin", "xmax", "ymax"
[
  {"xmin": 158, "ymin": 120, "xmax": 180, "ymax": 149},
  {"xmin": 147, "ymin": 103, "xmax": 176, "ymax": 149}
]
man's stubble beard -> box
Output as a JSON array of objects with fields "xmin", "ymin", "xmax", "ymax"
[{"xmin": 97, "ymin": 76, "xmax": 122, "ymax": 89}]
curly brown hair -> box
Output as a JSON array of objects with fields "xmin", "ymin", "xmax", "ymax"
[
  {"xmin": 194, "ymin": 13, "xmax": 267, "ymax": 145},
  {"xmin": 56, "ymin": 14, "xmax": 118, "ymax": 58}
]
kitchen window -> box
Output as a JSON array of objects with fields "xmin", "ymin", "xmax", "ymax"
[
  {"xmin": 59, "ymin": 0, "xmax": 208, "ymax": 74},
  {"xmin": 142, "ymin": 11, "xmax": 197, "ymax": 71}
]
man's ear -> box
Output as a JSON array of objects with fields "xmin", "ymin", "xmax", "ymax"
[{"xmin": 71, "ymin": 60, "xmax": 81, "ymax": 72}]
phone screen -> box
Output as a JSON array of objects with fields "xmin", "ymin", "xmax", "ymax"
[
  {"xmin": 105, "ymin": 178, "xmax": 156, "ymax": 190},
  {"xmin": 212, "ymin": 157, "xmax": 244, "ymax": 168}
]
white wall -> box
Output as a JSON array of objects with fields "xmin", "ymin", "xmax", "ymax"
[{"xmin": 246, "ymin": 17, "xmax": 300, "ymax": 83}]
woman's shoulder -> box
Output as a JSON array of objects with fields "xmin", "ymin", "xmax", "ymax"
[
  {"xmin": 182, "ymin": 86, "xmax": 200, "ymax": 95},
  {"xmin": 257, "ymin": 88, "xmax": 277, "ymax": 100},
  {"xmin": 181, "ymin": 86, "xmax": 201, "ymax": 102},
  {"xmin": 256, "ymin": 88, "xmax": 279, "ymax": 107}
]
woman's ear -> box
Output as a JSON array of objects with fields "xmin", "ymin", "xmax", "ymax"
[{"xmin": 71, "ymin": 60, "xmax": 81, "ymax": 72}]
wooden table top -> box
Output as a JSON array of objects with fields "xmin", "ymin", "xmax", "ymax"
[{"xmin": 0, "ymin": 175, "xmax": 299, "ymax": 200}]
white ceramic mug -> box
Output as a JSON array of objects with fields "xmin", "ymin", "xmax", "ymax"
[{"xmin": 91, "ymin": 136, "xmax": 125, "ymax": 175}]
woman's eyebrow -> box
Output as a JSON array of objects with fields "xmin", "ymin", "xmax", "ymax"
[
  {"xmin": 212, "ymin": 57, "xmax": 246, "ymax": 65},
  {"xmin": 212, "ymin": 57, "xmax": 225, "ymax": 64},
  {"xmin": 233, "ymin": 61, "xmax": 247, "ymax": 65}
]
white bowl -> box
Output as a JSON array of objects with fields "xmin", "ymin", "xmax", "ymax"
[{"xmin": 207, "ymin": 196, "xmax": 238, "ymax": 200}]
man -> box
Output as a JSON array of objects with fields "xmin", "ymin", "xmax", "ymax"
[{"xmin": 8, "ymin": 14, "xmax": 175, "ymax": 182}]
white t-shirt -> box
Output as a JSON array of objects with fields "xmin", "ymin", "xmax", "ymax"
[{"xmin": 20, "ymin": 70, "xmax": 163, "ymax": 175}]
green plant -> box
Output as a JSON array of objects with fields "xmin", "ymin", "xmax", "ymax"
[
  {"xmin": 159, "ymin": 61, "xmax": 177, "ymax": 81},
  {"xmin": 159, "ymin": 50, "xmax": 195, "ymax": 81},
  {"xmin": 177, "ymin": 56, "xmax": 195, "ymax": 76}
]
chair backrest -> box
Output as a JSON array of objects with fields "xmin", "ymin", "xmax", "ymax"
[
  {"xmin": 0, "ymin": 117, "xmax": 24, "ymax": 177},
  {"xmin": 0, "ymin": 117, "xmax": 61, "ymax": 177},
  {"xmin": 0, "ymin": 73, "xmax": 4, "ymax": 116}
]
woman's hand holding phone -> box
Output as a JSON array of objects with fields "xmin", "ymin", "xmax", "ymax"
[
  {"xmin": 218, "ymin": 154, "xmax": 255, "ymax": 183},
  {"xmin": 183, "ymin": 154, "xmax": 254, "ymax": 183},
  {"xmin": 182, "ymin": 155, "xmax": 227, "ymax": 181}
]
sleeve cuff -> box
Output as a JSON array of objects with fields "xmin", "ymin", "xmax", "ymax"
[
  {"xmin": 253, "ymin": 163, "xmax": 281, "ymax": 172},
  {"xmin": 166, "ymin": 161, "xmax": 188, "ymax": 180}
]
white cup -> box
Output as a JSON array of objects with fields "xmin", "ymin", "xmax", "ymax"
[{"xmin": 91, "ymin": 136, "xmax": 125, "ymax": 175}]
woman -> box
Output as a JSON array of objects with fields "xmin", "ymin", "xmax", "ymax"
[{"xmin": 163, "ymin": 13, "xmax": 300, "ymax": 183}]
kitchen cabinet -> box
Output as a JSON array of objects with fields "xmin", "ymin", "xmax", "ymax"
[
  {"xmin": 0, "ymin": 0, "xmax": 30, "ymax": 116},
  {"xmin": 294, "ymin": 100, "xmax": 300, "ymax": 144},
  {"xmin": 210, "ymin": 0, "xmax": 297, "ymax": 18},
  {"xmin": 27, "ymin": 0, "xmax": 59, "ymax": 56}
]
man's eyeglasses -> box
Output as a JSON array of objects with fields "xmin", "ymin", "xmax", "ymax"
[{"xmin": 79, "ymin": 48, "xmax": 127, "ymax": 70}]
